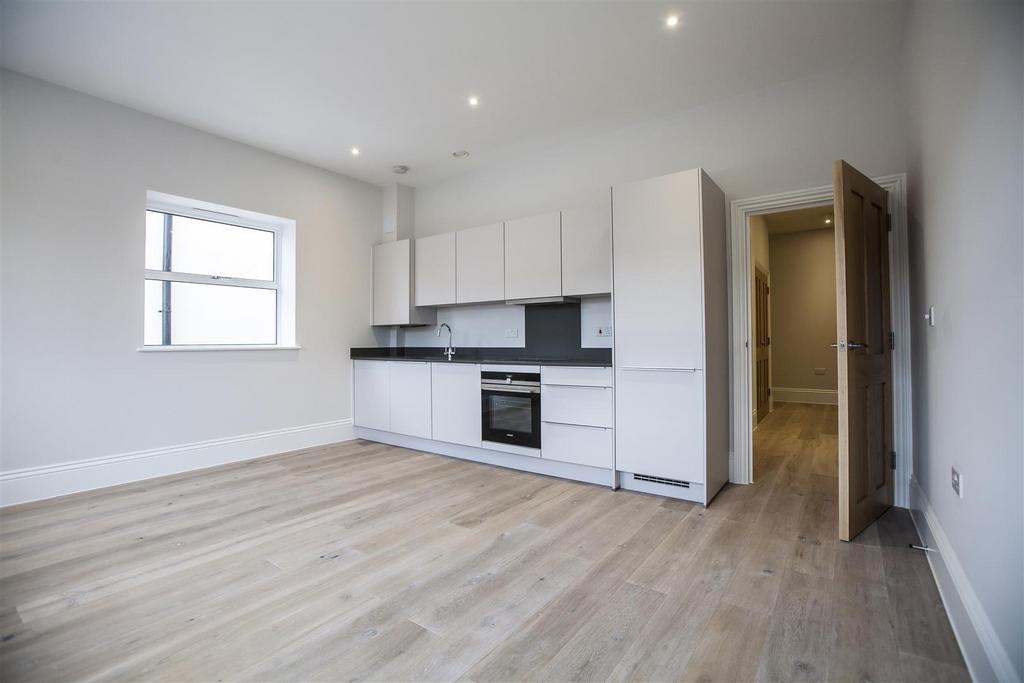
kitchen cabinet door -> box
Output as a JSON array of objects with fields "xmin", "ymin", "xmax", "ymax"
[
  {"xmin": 456, "ymin": 223, "xmax": 505, "ymax": 304},
  {"xmin": 504, "ymin": 212, "xmax": 561, "ymax": 300},
  {"xmin": 561, "ymin": 199, "xmax": 612, "ymax": 296},
  {"xmin": 389, "ymin": 362, "xmax": 432, "ymax": 438},
  {"xmin": 615, "ymin": 367, "xmax": 704, "ymax": 483},
  {"xmin": 373, "ymin": 239, "xmax": 434, "ymax": 326},
  {"xmin": 431, "ymin": 363, "xmax": 482, "ymax": 446},
  {"xmin": 612, "ymin": 170, "xmax": 704, "ymax": 368},
  {"xmin": 415, "ymin": 232, "xmax": 456, "ymax": 306},
  {"xmin": 353, "ymin": 360, "xmax": 390, "ymax": 431}
]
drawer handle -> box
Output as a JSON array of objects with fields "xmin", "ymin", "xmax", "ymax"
[
  {"xmin": 542, "ymin": 384, "xmax": 610, "ymax": 389},
  {"xmin": 543, "ymin": 421, "xmax": 611, "ymax": 430},
  {"xmin": 620, "ymin": 366, "xmax": 700, "ymax": 372}
]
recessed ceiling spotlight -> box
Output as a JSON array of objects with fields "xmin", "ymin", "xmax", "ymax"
[
  {"xmin": 350, "ymin": 147, "xmax": 360, "ymax": 156},
  {"xmin": 824, "ymin": 215, "xmax": 833, "ymax": 224},
  {"xmin": 392, "ymin": 165, "xmax": 409, "ymax": 175},
  {"xmin": 468, "ymin": 96, "xmax": 480, "ymax": 107},
  {"xmin": 452, "ymin": 150, "xmax": 470, "ymax": 159},
  {"xmin": 665, "ymin": 14, "xmax": 680, "ymax": 28}
]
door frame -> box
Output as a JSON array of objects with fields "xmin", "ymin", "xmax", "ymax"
[{"xmin": 728, "ymin": 173, "xmax": 912, "ymax": 508}]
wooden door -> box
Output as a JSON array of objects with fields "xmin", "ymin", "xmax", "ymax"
[
  {"xmin": 754, "ymin": 265, "xmax": 771, "ymax": 425},
  {"xmin": 834, "ymin": 160, "xmax": 894, "ymax": 541}
]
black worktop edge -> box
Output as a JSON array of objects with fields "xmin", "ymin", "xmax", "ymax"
[{"xmin": 350, "ymin": 346, "xmax": 613, "ymax": 367}]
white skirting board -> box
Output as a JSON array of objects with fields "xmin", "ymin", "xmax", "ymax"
[
  {"xmin": 355, "ymin": 427, "xmax": 615, "ymax": 488},
  {"xmin": 909, "ymin": 476, "xmax": 1019, "ymax": 683},
  {"xmin": 0, "ymin": 419, "xmax": 355, "ymax": 507},
  {"xmin": 770, "ymin": 387, "xmax": 838, "ymax": 405}
]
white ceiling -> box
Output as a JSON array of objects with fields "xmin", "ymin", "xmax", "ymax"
[
  {"xmin": 1, "ymin": 1, "xmax": 906, "ymax": 187},
  {"xmin": 764, "ymin": 205, "xmax": 836, "ymax": 234}
]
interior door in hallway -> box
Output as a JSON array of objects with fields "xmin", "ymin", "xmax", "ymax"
[
  {"xmin": 754, "ymin": 265, "xmax": 771, "ymax": 425},
  {"xmin": 834, "ymin": 159, "xmax": 894, "ymax": 541}
]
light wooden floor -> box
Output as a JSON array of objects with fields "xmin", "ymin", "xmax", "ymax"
[{"xmin": 0, "ymin": 402, "xmax": 968, "ymax": 682}]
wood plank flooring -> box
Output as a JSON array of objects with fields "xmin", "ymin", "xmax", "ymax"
[{"xmin": 0, "ymin": 403, "xmax": 968, "ymax": 681}]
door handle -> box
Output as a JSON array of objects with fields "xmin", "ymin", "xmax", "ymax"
[
  {"xmin": 830, "ymin": 341, "xmax": 846, "ymax": 350},
  {"xmin": 848, "ymin": 342, "xmax": 866, "ymax": 349}
]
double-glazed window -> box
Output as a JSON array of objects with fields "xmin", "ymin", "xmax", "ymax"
[{"xmin": 143, "ymin": 192, "xmax": 295, "ymax": 348}]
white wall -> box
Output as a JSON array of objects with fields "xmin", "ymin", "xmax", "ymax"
[
  {"xmin": 414, "ymin": 56, "xmax": 907, "ymax": 235},
  {"xmin": 769, "ymin": 227, "xmax": 837, "ymax": 395},
  {"xmin": 0, "ymin": 71, "xmax": 381, "ymax": 474},
  {"xmin": 904, "ymin": 2, "xmax": 1023, "ymax": 681}
]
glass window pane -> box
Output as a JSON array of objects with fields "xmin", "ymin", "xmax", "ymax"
[
  {"xmin": 170, "ymin": 282, "xmax": 276, "ymax": 345},
  {"xmin": 170, "ymin": 215, "xmax": 274, "ymax": 281},
  {"xmin": 143, "ymin": 279, "xmax": 165, "ymax": 345},
  {"xmin": 145, "ymin": 211, "xmax": 166, "ymax": 271}
]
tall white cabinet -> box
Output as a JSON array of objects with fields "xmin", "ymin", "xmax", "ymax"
[{"xmin": 612, "ymin": 168, "xmax": 729, "ymax": 505}]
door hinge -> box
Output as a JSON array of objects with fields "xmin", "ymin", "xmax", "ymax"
[
  {"xmin": 891, "ymin": 451, "xmax": 896, "ymax": 469},
  {"xmin": 889, "ymin": 331, "xmax": 895, "ymax": 350},
  {"xmin": 768, "ymin": 387, "xmax": 772, "ymax": 396},
  {"xmin": 886, "ymin": 214, "xmax": 892, "ymax": 232}
]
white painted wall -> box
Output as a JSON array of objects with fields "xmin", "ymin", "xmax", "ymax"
[
  {"xmin": 414, "ymin": 57, "xmax": 907, "ymax": 236},
  {"xmin": 769, "ymin": 227, "xmax": 837, "ymax": 394},
  {"xmin": 400, "ymin": 303, "xmax": 525, "ymax": 348},
  {"xmin": 0, "ymin": 70, "xmax": 381, "ymax": 473},
  {"xmin": 904, "ymin": 3, "xmax": 1024, "ymax": 681}
]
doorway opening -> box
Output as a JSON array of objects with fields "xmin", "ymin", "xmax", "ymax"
[
  {"xmin": 729, "ymin": 173, "xmax": 912, "ymax": 516},
  {"xmin": 749, "ymin": 205, "xmax": 838, "ymax": 480}
]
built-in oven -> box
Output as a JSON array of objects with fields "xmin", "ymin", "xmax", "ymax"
[{"xmin": 481, "ymin": 370, "xmax": 541, "ymax": 449}]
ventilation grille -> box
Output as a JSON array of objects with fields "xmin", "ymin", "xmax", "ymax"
[{"xmin": 633, "ymin": 474, "xmax": 691, "ymax": 488}]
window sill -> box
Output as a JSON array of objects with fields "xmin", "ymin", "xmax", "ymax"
[{"xmin": 137, "ymin": 345, "xmax": 302, "ymax": 352}]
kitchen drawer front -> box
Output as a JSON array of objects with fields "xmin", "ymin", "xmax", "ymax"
[
  {"xmin": 541, "ymin": 385, "xmax": 613, "ymax": 427},
  {"xmin": 541, "ymin": 366, "xmax": 613, "ymax": 387},
  {"xmin": 542, "ymin": 422, "xmax": 613, "ymax": 469}
]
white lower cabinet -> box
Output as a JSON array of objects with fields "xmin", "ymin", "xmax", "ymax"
[
  {"xmin": 388, "ymin": 362, "xmax": 432, "ymax": 438},
  {"xmin": 541, "ymin": 385, "xmax": 613, "ymax": 428},
  {"xmin": 353, "ymin": 360, "xmax": 390, "ymax": 431},
  {"xmin": 615, "ymin": 368, "xmax": 705, "ymax": 484},
  {"xmin": 431, "ymin": 363, "xmax": 482, "ymax": 447},
  {"xmin": 542, "ymin": 422, "xmax": 613, "ymax": 469}
]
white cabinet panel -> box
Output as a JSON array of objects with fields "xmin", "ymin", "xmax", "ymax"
[
  {"xmin": 541, "ymin": 366, "xmax": 613, "ymax": 388},
  {"xmin": 542, "ymin": 422, "xmax": 613, "ymax": 469},
  {"xmin": 561, "ymin": 200, "xmax": 612, "ymax": 296},
  {"xmin": 456, "ymin": 224, "xmax": 505, "ymax": 304},
  {"xmin": 504, "ymin": 212, "xmax": 561, "ymax": 300},
  {"xmin": 615, "ymin": 368, "xmax": 704, "ymax": 483},
  {"xmin": 541, "ymin": 385, "xmax": 614, "ymax": 428},
  {"xmin": 389, "ymin": 362, "xmax": 432, "ymax": 439},
  {"xmin": 431, "ymin": 363, "xmax": 481, "ymax": 447},
  {"xmin": 612, "ymin": 170, "xmax": 704, "ymax": 368},
  {"xmin": 373, "ymin": 239, "xmax": 435, "ymax": 326},
  {"xmin": 353, "ymin": 360, "xmax": 390, "ymax": 431},
  {"xmin": 415, "ymin": 233, "xmax": 456, "ymax": 306}
]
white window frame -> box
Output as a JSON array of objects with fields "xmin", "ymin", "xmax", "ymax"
[{"xmin": 140, "ymin": 190, "xmax": 298, "ymax": 351}]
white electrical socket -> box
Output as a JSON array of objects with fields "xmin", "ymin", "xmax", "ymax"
[
  {"xmin": 951, "ymin": 467, "xmax": 963, "ymax": 498},
  {"xmin": 597, "ymin": 326, "xmax": 614, "ymax": 337},
  {"xmin": 504, "ymin": 328, "xmax": 519, "ymax": 338}
]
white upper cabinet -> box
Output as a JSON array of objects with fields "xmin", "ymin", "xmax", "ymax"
[
  {"xmin": 373, "ymin": 239, "xmax": 435, "ymax": 326},
  {"xmin": 612, "ymin": 169, "xmax": 704, "ymax": 368},
  {"xmin": 389, "ymin": 361, "xmax": 432, "ymax": 439},
  {"xmin": 415, "ymin": 232, "xmax": 456, "ymax": 306},
  {"xmin": 561, "ymin": 199, "xmax": 612, "ymax": 296},
  {"xmin": 456, "ymin": 223, "xmax": 505, "ymax": 304},
  {"xmin": 504, "ymin": 211, "xmax": 562, "ymax": 300}
]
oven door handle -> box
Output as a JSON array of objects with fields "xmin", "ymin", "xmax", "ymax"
[{"xmin": 481, "ymin": 385, "xmax": 540, "ymax": 394}]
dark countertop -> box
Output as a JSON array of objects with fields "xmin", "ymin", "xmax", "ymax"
[{"xmin": 350, "ymin": 346, "xmax": 612, "ymax": 367}]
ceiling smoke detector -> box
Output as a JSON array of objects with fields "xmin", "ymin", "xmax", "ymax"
[
  {"xmin": 392, "ymin": 165, "xmax": 409, "ymax": 175},
  {"xmin": 452, "ymin": 150, "xmax": 470, "ymax": 159}
]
